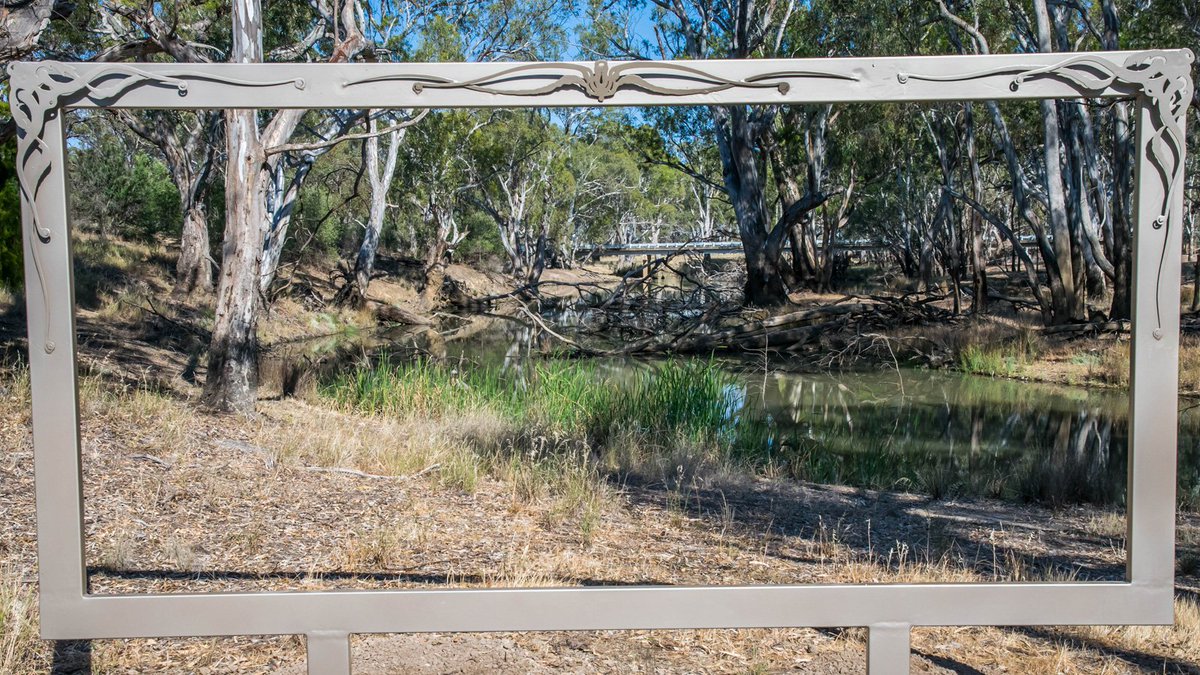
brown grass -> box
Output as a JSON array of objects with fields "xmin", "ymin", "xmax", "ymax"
[
  {"xmin": 0, "ymin": 565, "xmax": 44, "ymax": 674},
  {"xmin": 6, "ymin": 238, "xmax": 1200, "ymax": 672}
]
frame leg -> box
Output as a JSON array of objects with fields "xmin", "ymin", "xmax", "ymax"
[
  {"xmin": 867, "ymin": 623, "xmax": 910, "ymax": 675},
  {"xmin": 307, "ymin": 631, "xmax": 351, "ymax": 675}
]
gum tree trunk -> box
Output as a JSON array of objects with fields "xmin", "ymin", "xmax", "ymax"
[
  {"xmin": 176, "ymin": 202, "xmax": 212, "ymax": 295},
  {"xmin": 203, "ymin": 0, "xmax": 266, "ymax": 413},
  {"xmin": 1033, "ymin": 0, "xmax": 1086, "ymax": 323},
  {"xmin": 964, "ymin": 102, "xmax": 987, "ymax": 312},
  {"xmin": 204, "ymin": 0, "xmax": 364, "ymax": 413},
  {"xmin": 715, "ymin": 106, "xmax": 788, "ymax": 307},
  {"xmin": 353, "ymin": 114, "xmax": 402, "ymax": 301}
]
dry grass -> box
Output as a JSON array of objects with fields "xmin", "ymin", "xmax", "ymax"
[
  {"xmin": 0, "ymin": 565, "xmax": 45, "ymax": 674},
  {"xmin": 1064, "ymin": 595, "xmax": 1200, "ymax": 667},
  {"xmin": 1090, "ymin": 335, "xmax": 1200, "ymax": 395},
  {"xmin": 1082, "ymin": 510, "xmax": 1127, "ymax": 539},
  {"xmin": 4, "ymin": 366, "xmax": 1200, "ymax": 672}
]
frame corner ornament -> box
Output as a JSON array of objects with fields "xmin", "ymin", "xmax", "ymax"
[
  {"xmin": 10, "ymin": 62, "xmax": 307, "ymax": 352},
  {"xmin": 898, "ymin": 49, "xmax": 1193, "ymax": 333}
]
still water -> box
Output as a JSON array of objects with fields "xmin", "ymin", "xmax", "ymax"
[{"xmin": 737, "ymin": 368, "xmax": 1200, "ymax": 509}]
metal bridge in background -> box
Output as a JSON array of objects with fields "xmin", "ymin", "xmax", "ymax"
[{"xmin": 583, "ymin": 239, "xmax": 887, "ymax": 257}]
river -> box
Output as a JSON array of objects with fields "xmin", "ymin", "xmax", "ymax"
[{"xmin": 276, "ymin": 315, "xmax": 1200, "ymax": 510}]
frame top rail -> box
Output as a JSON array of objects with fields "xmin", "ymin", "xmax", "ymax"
[{"xmin": 8, "ymin": 50, "xmax": 1194, "ymax": 110}]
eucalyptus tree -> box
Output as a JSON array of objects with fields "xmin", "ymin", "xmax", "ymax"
[
  {"xmin": 561, "ymin": 115, "xmax": 647, "ymax": 254},
  {"xmin": 22, "ymin": 2, "xmax": 230, "ymax": 297},
  {"xmin": 205, "ymin": 0, "xmax": 367, "ymax": 413},
  {"xmin": 210, "ymin": 0, "xmax": 563, "ymax": 411},
  {"xmin": 635, "ymin": 163, "xmax": 693, "ymax": 242},
  {"xmin": 351, "ymin": 111, "xmax": 406, "ymax": 302},
  {"xmin": 115, "ymin": 109, "xmax": 222, "ymax": 296},
  {"xmin": 335, "ymin": 0, "xmax": 573, "ymax": 303},
  {"xmin": 267, "ymin": 4, "xmax": 432, "ymax": 301},
  {"xmin": 590, "ymin": 0, "xmax": 807, "ymax": 306},
  {"xmin": 259, "ymin": 109, "xmax": 359, "ymax": 296},
  {"xmin": 265, "ymin": 106, "xmax": 424, "ymax": 303},
  {"xmin": 397, "ymin": 110, "xmax": 480, "ymax": 305},
  {"xmin": 465, "ymin": 110, "xmax": 568, "ymax": 282},
  {"xmin": 625, "ymin": 109, "xmax": 732, "ymax": 242},
  {"xmin": 928, "ymin": 0, "xmax": 1178, "ymax": 324}
]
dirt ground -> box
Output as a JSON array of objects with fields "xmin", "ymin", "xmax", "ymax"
[{"xmin": 3, "ymin": 372, "xmax": 1200, "ymax": 673}]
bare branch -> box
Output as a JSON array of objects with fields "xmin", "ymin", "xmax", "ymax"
[{"xmin": 265, "ymin": 110, "xmax": 429, "ymax": 156}]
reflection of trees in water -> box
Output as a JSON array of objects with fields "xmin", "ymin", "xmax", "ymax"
[{"xmin": 738, "ymin": 371, "xmax": 1136, "ymax": 506}]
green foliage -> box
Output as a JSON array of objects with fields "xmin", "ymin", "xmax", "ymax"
[
  {"xmin": 0, "ymin": 130, "xmax": 22, "ymax": 291},
  {"xmin": 69, "ymin": 128, "xmax": 180, "ymax": 241}
]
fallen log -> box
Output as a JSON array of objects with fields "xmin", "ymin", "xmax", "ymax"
[
  {"xmin": 1041, "ymin": 320, "xmax": 1129, "ymax": 336},
  {"xmin": 374, "ymin": 303, "xmax": 434, "ymax": 326},
  {"xmin": 702, "ymin": 303, "xmax": 873, "ymax": 343}
]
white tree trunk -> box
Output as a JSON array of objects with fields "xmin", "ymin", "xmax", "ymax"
[
  {"xmin": 204, "ymin": 0, "xmax": 364, "ymax": 412},
  {"xmin": 1033, "ymin": 0, "xmax": 1085, "ymax": 323},
  {"xmin": 353, "ymin": 114, "xmax": 403, "ymax": 300},
  {"xmin": 203, "ymin": 0, "xmax": 266, "ymax": 413}
]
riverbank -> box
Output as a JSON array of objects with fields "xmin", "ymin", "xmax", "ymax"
[{"xmin": 762, "ymin": 287, "xmax": 1200, "ymax": 397}]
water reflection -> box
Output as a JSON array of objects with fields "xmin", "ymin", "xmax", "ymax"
[{"xmin": 731, "ymin": 368, "xmax": 1199, "ymax": 509}]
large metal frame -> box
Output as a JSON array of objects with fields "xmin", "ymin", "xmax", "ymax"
[{"xmin": 9, "ymin": 50, "xmax": 1193, "ymax": 675}]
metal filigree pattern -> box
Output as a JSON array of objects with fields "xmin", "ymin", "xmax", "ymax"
[
  {"xmin": 343, "ymin": 60, "xmax": 858, "ymax": 101},
  {"xmin": 8, "ymin": 62, "xmax": 305, "ymax": 352},
  {"xmin": 899, "ymin": 49, "xmax": 1194, "ymax": 333}
]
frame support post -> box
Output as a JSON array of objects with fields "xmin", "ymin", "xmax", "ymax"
[
  {"xmin": 1125, "ymin": 95, "xmax": 1184, "ymax": 602},
  {"xmin": 306, "ymin": 631, "xmax": 351, "ymax": 675},
  {"xmin": 867, "ymin": 623, "xmax": 910, "ymax": 675}
]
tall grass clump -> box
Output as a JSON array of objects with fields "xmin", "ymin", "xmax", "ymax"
[
  {"xmin": 321, "ymin": 357, "xmax": 743, "ymax": 479},
  {"xmin": 595, "ymin": 359, "xmax": 737, "ymax": 441},
  {"xmin": 954, "ymin": 326, "xmax": 1040, "ymax": 378},
  {"xmin": 323, "ymin": 356, "xmax": 737, "ymax": 441},
  {"xmin": 957, "ymin": 345, "xmax": 1008, "ymax": 377}
]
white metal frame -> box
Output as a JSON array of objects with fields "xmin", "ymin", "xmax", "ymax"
[{"xmin": 9, "ymin": 50, "xmax": 1193, "ymax": 674}]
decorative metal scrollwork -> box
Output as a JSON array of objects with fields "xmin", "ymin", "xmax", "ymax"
[
  {"xmin": 899, "ymin": 49, "xmax": 1194, "ymax": 335},
  {"xmin": 343, "ymin": 60, "xmax": 859, "ymax": 101},
  {"xmin": 8, "ymin": 62, "xmax": 305, "ymax": 353}
]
